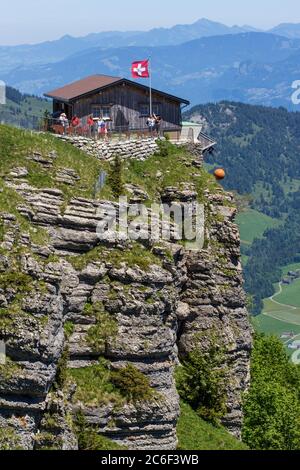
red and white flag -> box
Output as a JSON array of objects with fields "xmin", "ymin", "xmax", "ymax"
[{"xmin": 131, "ymin": 60, "xmax": 150, "ymax": 78}]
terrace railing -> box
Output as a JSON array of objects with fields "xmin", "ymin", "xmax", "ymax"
[
  {"xmin": 44, "ymin": 118, "xmax": 182, "ymax": 140},
  {"xmin": 43, "ymin": 118, "xmax": 216, "ymax": 150},
  {"xmin": 197, "ymin": 131, "xmax": 217, "ymax": 151}
]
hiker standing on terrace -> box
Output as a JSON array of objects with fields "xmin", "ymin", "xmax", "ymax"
[
  {"xmin": 59, "ymin": 113, "xmax": 69, "ymax": 134},
  {"xmin": 87, "ymin": 115, "xmax": 94, "ymax": 136},
  {"xmin": 154, "ymin": 114, "xmax": 162, "ymax": 137},
  {"xmin": 98, "ymin": 117, "xmax": 108, "ymax": 140},
  {"xmin": 71, "ymin": 115, "xmax": 81, "ymax": 133},
  {"xmin": 146, "ymin": 115, "xmax": 155, "ymax": 135}
]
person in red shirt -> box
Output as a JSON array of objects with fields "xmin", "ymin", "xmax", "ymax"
[
  {"xmin": 71, "ymin": 116, "xmax": 80, "ymax": 127},
  {"xmin": 87, "ymin": 115, "xmax": 95, "ymax": 138}
]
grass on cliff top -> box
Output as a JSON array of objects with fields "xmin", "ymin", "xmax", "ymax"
[
  {"xmin": 177, "ymin": 402, "xmax": 248, "ymax": 450},
  {"xmin": 0, "ymin": 125, "xmax": 222, "ymax": 255},
  {"xmin": 0, "ymin": 125, "xmax": 222, "ymax": 209},
  {"xmin": 0, "ymin": 124, "xmax": 102, "ymax": 202},
  {"xmin": 97, "ymin": 141, "xmax": 220, "ymax": 203},
  {"xmin": 0, "ymin": 125, "xmax": 220, "ymax": 206},
  {"xmin": 0, "ymin": 124, "xmax": 102, "ymax": 247}
]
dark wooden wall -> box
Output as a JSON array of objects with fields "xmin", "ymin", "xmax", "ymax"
[{"xmin": 69, "ymin": 82, "xmax": 182, "ymax": 131}]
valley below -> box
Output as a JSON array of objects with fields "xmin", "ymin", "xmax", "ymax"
[{"xmin": 185, "ymin": 101, "xmax": 300, "ymax": 360}]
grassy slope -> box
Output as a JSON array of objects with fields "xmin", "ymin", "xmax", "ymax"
[
  {"xmin": 236, "ymin": 209, "xmax": 281, "ymax": 245},
  {"xmin": 0, "ymin": 124, "xmax": 103, "ymax": 246},
  {"xmin": 177, "ymin": 402, "xmax": 248, "ymax": 450},
  {"xmin": 0, "ymin": 125, "xmax": 220, "ymax": 206},
  {"xmin": 0, "ymin": 124, "xmax": 101, "ymax": 201}
]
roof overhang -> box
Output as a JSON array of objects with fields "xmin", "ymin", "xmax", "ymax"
[
  {"xmin": 44, "ymin": 77, "xmax": 190, "ymax": 106},
  {"xmin": 44, "ymin": 79, "xmax": 124, "ymax": 103}
]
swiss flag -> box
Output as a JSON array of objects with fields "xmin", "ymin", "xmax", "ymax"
[{"xmin": 131, "ymin": 60, "xmax": 150, "ymax": 78}]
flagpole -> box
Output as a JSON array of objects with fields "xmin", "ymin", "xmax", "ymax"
[{"xmin": 149, "ymin": 57, "xmax": 152, "ymax": 116}]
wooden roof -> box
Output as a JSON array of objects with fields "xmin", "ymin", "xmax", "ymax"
[
  {"xmin": 44, "ymin": 75, "xmax": 122, "ymax": 101},
  {"xmin": 44, "ymin": 74, "xmax": 189, "ymax": 105}
]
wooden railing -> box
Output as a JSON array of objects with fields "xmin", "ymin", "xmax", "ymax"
[
  {"xmin": 44, "ymin": 118, "xmax": 215, "ymax": 148},
  {"xmin": 45, "ymin": 118, "xmax": 181, "ymax": 140}
]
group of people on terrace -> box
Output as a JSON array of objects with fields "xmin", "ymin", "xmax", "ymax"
[
  {"xmin": 56, "ymin": 111, "xmax": 163, "ymax": 139},
  {"xmin": 58, "ymin": 113, "xmax": 108, "ymax": 138}
]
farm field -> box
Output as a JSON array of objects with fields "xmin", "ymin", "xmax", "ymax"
[
  {"xmin": 263, "ymin": 292, "xmax": 300, "ymax": 325},
  {"xmin": 252, "ymin": 314, "xmax": 300, "ymax": 338},
  {"xmin": 276, "ymin": 278, "xmax": 300, "ymax": 308},
  {"xmin": 254, "ymin": 265, "xmax": 300, "ymax": 362}
]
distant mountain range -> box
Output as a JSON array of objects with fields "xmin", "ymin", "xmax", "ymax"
[
  {"xmin": 0, "ymin": 19, "xmax": 261, "ymax": 74},
  {"xmin": 2, "ymin": 18, "xmax": 300, "ymax": 109},
  {"xmin": 269, "ymin": 23, "xmax": 300, "ymax": 39}
]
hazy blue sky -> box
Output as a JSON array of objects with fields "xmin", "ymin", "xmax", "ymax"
[{"xmin": 1, "ymin": 0, "xmax": 300, "ymax": 45}]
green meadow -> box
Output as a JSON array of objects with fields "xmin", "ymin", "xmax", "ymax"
[
  {"xmin": 252, "ymin": 314, "xmax": 300, "ymax": 338},
  {"xmin": 177, "ymin": 402, "xmax": 248, "ymax": 450},
  {"xmin": 262, "ymin": 293, "xmax": 300, "ymax": 325},
  {"xmin": 236, "ymin": 209, "xmax": 281, "ymax": 245},
  {"xmin": 276, "ymin": 279, "xmax": 300, "ymax": 308}
]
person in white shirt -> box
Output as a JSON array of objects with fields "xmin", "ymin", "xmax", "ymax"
[
  {"xmin": 146, "ymin": 115, "xmax": 155, "ymax": 134},
  {"xmin": 59, "ymin": 113, "xmax": 69, "ymax": 134},
  {"xmin": 98, "ymin": 117, "xmax": 108, "ymax": 140}
]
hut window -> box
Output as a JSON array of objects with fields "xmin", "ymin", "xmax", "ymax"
[
  {"xmin": 139, "ymin": 104, "xmax": 149, "ymax": 116},
  {"xmin": 153, "ymin": 104, "xmax": 162, "ymax": 116},
  {"xmin": 92, "ymin": 106, "xmax": 111, "ymax": 119},
  {"xmin": 139, "ymin": 103, "xmax": 161, "ymax": 116}
]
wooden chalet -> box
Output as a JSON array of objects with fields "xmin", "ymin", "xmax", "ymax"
[{"xmin": 44, "ymin": 74, "xmax": 190, "ymax": 138}]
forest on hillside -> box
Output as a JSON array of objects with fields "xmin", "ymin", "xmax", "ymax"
[
  {"xmin": 184, "ymin": 102, "xmax": 300, "ymax": 314},
  {"xmin": 0, "ymin": 86, "xmax": 50, "ymax": 129}
]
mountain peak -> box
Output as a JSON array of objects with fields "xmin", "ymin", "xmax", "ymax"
[
  {"xmin": 194, "ymin": 18, "xmax": 221, "ymax": 25},
  {"xmin": 60, "ymin": 34, "xmax": 74, "ymax": 41}
]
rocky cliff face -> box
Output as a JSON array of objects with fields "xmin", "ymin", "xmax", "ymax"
[
  {"xmin": 0, "ymin": 131, "xmax": 251, "ymax": 450},
  {"xmin": 178, "ymin": 191, "xmax": 252, "ymax": 436}
]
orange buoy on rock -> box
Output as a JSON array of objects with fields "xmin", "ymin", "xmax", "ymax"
[{"xmin": 214, "ymin": 168, "xmax": 226, "ymax": 180}]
